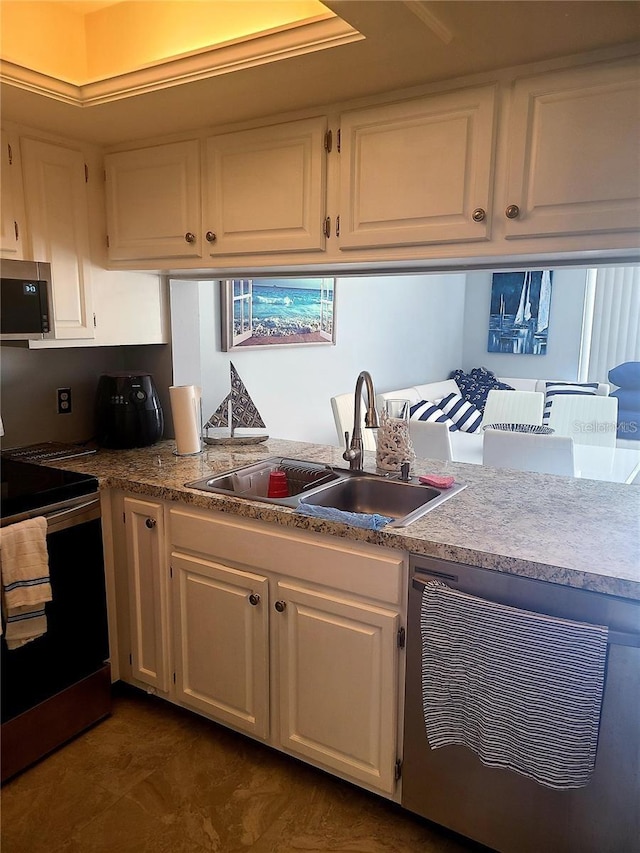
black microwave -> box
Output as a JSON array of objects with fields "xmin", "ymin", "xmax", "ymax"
[{"xmin": 0, "ymin": 260, "xmax": 53, "ymax": 341}]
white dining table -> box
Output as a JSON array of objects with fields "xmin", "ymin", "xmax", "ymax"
[{"xmin": 449, "ymin": 433, "xmax": 640, "ymax": 484}]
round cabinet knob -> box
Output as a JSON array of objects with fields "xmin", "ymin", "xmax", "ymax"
[
  {"xmin": 248, "ymin": 593, "xmax": 261, "ymax": 606},
  {"xmin": 471, "ymin": 207, "xmax": 486, "ymax": 222},
  {"xmin": 145, "ymin": 518, "xmax": 156, "ymax": 529},
  {"xmin": 274, "ymin": 600, "xmax": 286, "ymax": 613},
  {"xmin": 184, "ymin": 232, "xmax": 196, "ymax": 243},
  {"xmin": 205, "ymin": 231, "xmax": 217, "ymax": 243},
  {"xmin": 505, "ymin": 204, "xmax": 520, "ymax": 220}
]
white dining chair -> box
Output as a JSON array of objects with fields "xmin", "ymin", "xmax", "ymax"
[
  {"xmin": 546, "ymin": 395, "xmax": 618, "ymax": 447},
  {"xmin": 481, "ymin": 389, "xmax": 545, "ymax": 428},
  {"xmin": 330, "ymin": 393, "xmax": 377, "ymax": 451},
  {"xmin": 410, "ymin": 420, "xmax": 453, "ymax": 462},
  {"xmin": 483, "ymin": 429, "xmax": 576, "ymax": 476}
]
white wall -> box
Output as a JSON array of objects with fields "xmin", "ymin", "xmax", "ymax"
[
  {"xmin": 462, "ymin": 268, "xmax": 589, "ymax": 379},
  {"xmin": 171, "ymin": 273, "xmax": 467, "ymax": 446}
]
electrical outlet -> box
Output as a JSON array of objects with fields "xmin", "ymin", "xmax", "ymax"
[{"xmin": 57, "ymin": 387, "xmax": 72, "ymax": 415}]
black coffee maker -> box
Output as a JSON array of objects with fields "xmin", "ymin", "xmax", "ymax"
[{"xmin": 95, "ymin": 372, "xmax": 164, "ymax": 448}]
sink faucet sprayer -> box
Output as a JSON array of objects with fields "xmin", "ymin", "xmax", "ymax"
[{"xmin": 343, "ymin": 371, "xmax": 379, "ymax": 471}]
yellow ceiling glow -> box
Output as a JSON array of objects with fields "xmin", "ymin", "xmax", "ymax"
[
  {"xmin": 0, "ymin": 0, "xmax": 359, "ymax": 103},
  {"xmin": 1, "ymin": 2, "xmax": 88, "ymax": 83},
  {"xmin": 84, "ymin": 1, "xmax": 335, "ymax": 82}
]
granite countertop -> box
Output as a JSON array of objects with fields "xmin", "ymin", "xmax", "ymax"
[{"xmin": 49, "ymin": 438, "xmax": 639, "ymax": 601}]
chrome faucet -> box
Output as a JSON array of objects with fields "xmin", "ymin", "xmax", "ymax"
[{"xmin": 342, "ymin": 370, "xmax": 379, "ymax": 470}]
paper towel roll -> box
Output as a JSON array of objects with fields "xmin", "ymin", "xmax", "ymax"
[{"xmin": 169, "ymin": 385, "xmax": 202, "ymax": 455}]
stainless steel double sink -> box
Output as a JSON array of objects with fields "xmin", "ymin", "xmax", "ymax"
[{"xmin": 186, "ymin": 457, "xmax": 466, "ymax": 528}]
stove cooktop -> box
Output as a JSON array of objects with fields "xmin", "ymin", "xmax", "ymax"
[{"xmin": 0, "ymin": 457, "xmax": 99, "ymax": 521}]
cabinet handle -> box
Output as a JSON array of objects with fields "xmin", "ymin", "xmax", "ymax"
[
  {"xmin": 505, "ymin": 204, "xmax": 520, "ymax": 220},
  {"xmin": 248, "ymin": 593, "xmax": 261, "ymax": 606},
  {"xmin": 205, "ymin": 231, "xmax": 216, "ymax": 243},
  {"xmin": 323, "ymin": 216, "xmax": 331, "ymax": 239},
  {"xmin": 145, "ymin": 517, "xmax": 156, "ymax": 529},
  {"xmin": 184, "ymin": 232, "xmax": 196, "ymax": 243},
  {"xmin": 472, "ymin": 207, "xmax": 486, "ymax": 222},
  {"xmin": 274, "ymin": 600, "xmax": 286, "ymax": 613}
]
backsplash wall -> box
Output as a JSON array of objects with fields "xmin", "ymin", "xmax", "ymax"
[{"xmin": 0, "ymin": 343, "xmax": 173, "ymax": 449}]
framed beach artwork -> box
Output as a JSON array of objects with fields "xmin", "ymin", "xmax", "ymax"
[
  {"xmin": 220, "ymin": 278, "xmax": 336, "ymax": 351},
  {"xmin": 487, "ymin": 270, "xmax": 553, "ymax": 355}
]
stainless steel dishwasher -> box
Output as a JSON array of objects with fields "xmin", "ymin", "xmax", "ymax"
[{"xmin": 403, "ymin": 555, "xmax": 640, "ymax": 853}]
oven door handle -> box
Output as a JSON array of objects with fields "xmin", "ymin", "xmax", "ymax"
[
  {"xmin": 412, "ymin": 576, "xmax": 640, "ymax": 648},
  {"xmin": 44, "ymin": 496, "xmax": 101, "ymax": 533}
]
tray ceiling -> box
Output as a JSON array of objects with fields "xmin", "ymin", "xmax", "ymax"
[{"xmin": 1, "ymin": 1, "xmax": 639, "ymax": 145}]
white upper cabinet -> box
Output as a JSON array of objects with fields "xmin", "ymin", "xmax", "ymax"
[
  {"xmin": 97, "ymin": 50, "xmax": 639, "ymax": 269},
  {"xmin": 20, "ymin": 138, "xmax": 95, "ymax": 339},
  {"xmin": 105, "ymin": 140, "xmax": 202, "ymax": 260},
  {"xmin": 0, "ymin": 130, "xmax": 25, "ymax": 259},
  {"xmin": 503, "ymin": 57, "xmax": 640, "ymax": 240},
  {"xmin": 337, "ymin": 85, "xmax": 497, "ymax": 250},
  {"xmin": 204, "ymin": 116, "xmax": 328, "ymax": 255}
]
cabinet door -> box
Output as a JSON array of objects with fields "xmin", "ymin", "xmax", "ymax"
[
  {"xmin": 1, "ymin": 131, "xmax": 25, "ymax": 259},
  {"xmin": 504, "ymin": 58, "xmax": 640, "ymax": 239},
  {"xmin": 172, "ymin": 552, "xmax": 270, "ymax": 739},
  {"xmin": 105, "ymin": 141, "xmax": 201, "ymax": 260},
  {"xmin": 275, "ymin": 581, "xmax": 399, "ymax": 794},
  {"xmin": 338, "ymin": 85, "xmax": 497, "ymax": 249},
  {"xmin": 20, "ymin": 138, "xmax": 94, "ymax": 339},
  {"xmin": 124, "ymin": 497, "xmax": 170, "ymax": 693},
  {"xmin": 204, "ymin": 117, "xmax": 327, "ymax": 255}
]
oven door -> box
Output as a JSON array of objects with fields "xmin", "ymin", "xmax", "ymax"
[{"xmin": 1, "ymin": 494, "xmax": 109, "ymax": 721}]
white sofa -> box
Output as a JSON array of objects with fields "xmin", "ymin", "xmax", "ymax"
[
  {"xmin": 376, "ymin": 377, "xmax": 610, "ymax": 411},
  {"xmin": 376, "ymin": 377, "xmax": 611, "ymax": 461}
]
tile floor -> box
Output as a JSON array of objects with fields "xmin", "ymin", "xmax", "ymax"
[{"xmin": 1, "ymin": 684, "xmax": 490, "ymax": 853}]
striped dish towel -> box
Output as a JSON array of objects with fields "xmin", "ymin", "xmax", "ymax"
[
  {"xmin": 420, "ymin": 579, "xmax": 609, "ymax": 790},
  {"xmin": 0, "ymin": 517, "xmax": 52, "ymax": 650}
]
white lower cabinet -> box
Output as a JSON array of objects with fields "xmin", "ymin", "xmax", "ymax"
[
  {"xmin": 172, "ymin": 552, "xmax": 270, "ymax": 739},
  {"xmin": 168, "ymin": 505, "xmax": 406, "ymax": 796},
  {"xmin": 123, "ymin": 496, "xmax": 171, "ymax": 694},
  {"xmin": 275, "ymin": 580, "xmax": 399, "ymax": 792},
  {"xmin": 112, "ymin": 496, "xmax": 406, "ymax": 796}
]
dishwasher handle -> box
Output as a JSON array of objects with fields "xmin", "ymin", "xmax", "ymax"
[{"xmin": 412, "ymin": 576, "xmax": 640, "ymax": 649}]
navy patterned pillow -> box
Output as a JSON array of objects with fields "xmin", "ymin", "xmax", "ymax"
[
  {"xmin": 409, "ymin": 400, "xmax": 458, "ymax": 431},
  {"xmin": 435, "ymin": 393, "xmax": 483, "ymax": 433},
  {"xmin": 449, "ymin": 368, "xmax": 514, "ymax": 414}
]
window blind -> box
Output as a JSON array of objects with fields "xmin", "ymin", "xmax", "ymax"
[{"xmin": 579, "ymin": 266, "xmax": 640, "ymax": 386}]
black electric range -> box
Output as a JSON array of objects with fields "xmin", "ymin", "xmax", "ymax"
[{"xmin": 0, "ymin": 449, "xmax": 110, "ymax": 782}]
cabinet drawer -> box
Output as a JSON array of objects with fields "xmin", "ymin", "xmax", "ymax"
[{"xmin": 169, "ymin": 508, "xmax": 405, "ymax": 606}]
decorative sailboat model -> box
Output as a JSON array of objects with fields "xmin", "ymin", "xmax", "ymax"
[{"xmin": 202, "ymin": 363, "xmax": 269, "ymax": 445}]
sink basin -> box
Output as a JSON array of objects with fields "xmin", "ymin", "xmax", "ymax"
[
  {"xmin": 185, "ymin": 458, "xmax": 341, "ymax": 506},
  {"xmin": 299, "ymin": 476, "xmax": 466, "ymax": 527},
  {"xmin": 186, "ymin": 457, "xmax": 466, "ymax": 526}
]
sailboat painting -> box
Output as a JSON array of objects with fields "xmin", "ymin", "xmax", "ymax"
[
  {"xmin": 487, "ymin": 271, "xmax": 553, "ymax": 355},
  {"xmin": 202, "ymin": 363, "xmax": 268, "ymax": 445}
]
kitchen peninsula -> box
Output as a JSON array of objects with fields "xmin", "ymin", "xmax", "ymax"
[
  {"xmin": 28, "ymin": 438, "xmax": 640, "ymax": 851},
  {"xmin": 53, "ymin": 438, "xmax": 639, "ymax": 601}
]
